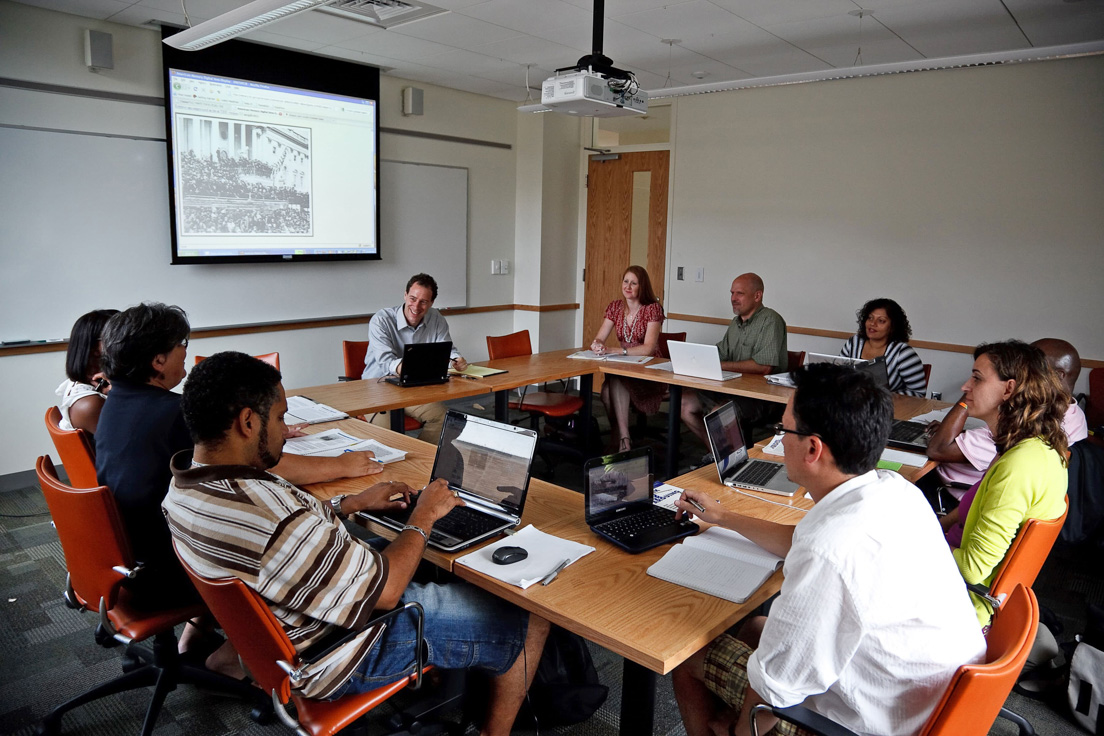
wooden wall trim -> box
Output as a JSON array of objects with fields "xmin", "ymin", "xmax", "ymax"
[
  {"xmin": 0, "ymin": 303, "xmax": 580, "ymax": 357},
  {"xmin": 667, "ymin": 313, "xmax": 1104, "ymax": 368}
]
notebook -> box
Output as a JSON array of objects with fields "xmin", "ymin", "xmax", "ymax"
[
  {"xmin": 647, "ymin": 527, "xmax": 784, "ymax": 603},
  {"xmin": 705, "ymin": 402, "xmax": 801, "ymax": 497},
  {"xmin": 359, "ymin": 411, "xmax": 538, "ymax": 552},
  {"xmin": 383, "ymin": 341, "xmax": 453, "ymax": 387},
  {"xmin": 665, "ymin": 341, "xmax": 741, "ymax": 381},
  {"xmin": 583, "ymin": 447, "xmax": 698, "ymax": 554}
]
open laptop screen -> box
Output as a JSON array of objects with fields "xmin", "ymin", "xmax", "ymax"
[
  {"xmin": 704, "ymin": 402, "xmax": 748, "ymax": 477},
  {"xmin": 585, "ymin": 450, "xmax": 651, "ymax": 516},
  {"xmin": 431, "ymin": 412, "xmax": 537, "ymax": 514}
]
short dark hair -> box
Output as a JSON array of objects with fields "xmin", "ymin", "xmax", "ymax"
[
  {"xmin": 181, "ymin": 351, "xmax": 283, "ymax": 446},
  {"xmin": 406, "ymin": 273, "xmax": 438, "ymax": 301},
  {"xmin": 791, "ymin": 363, "xmax": 893, "ymax": 475},
  {"xmin": 100, "ymin": 303, "xmax": 190, "ymax": 384},
  {"xmin": 855, "ymin": 298, "xmax": 912, "ymax": 344},
  {"xmin": 65, "ymin": 309, "xmax": 119, "ymax": 384}
]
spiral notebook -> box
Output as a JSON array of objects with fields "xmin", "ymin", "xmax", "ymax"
[{"xmin": 647, "ymin": 527, "xmax": 784, "ymax": 603}]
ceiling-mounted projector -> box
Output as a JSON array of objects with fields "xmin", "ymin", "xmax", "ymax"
[
  {"xmin": 534, "ymin": 0, "xmax": 647, "ymax": 118},
  {"xmin": 541, "ymin": 69, "xmax": 647, "ymax": 117}
]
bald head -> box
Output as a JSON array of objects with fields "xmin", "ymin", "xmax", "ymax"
[
  {"xmin": 1031, "ymin": 338, "xmax": 1081, "ymax": 394},
  {"xmin": 730, "ymin": 273, "xmax": 765, "ymax": 319}
]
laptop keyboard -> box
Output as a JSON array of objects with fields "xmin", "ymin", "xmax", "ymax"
[
  {"xmin": 594, "ymin": 506, "xmax": 680, "ymax": 541},
  {"xmin": 432, "ymin": 506, "xmax": 507, "ymax": 540},
  {"xmin": 889, "ymin": 420, "xmax": 928, "ymax": 443},
  {"xmin": 733, "ymin": 460, "xmax": 782, "ymax": 487}
]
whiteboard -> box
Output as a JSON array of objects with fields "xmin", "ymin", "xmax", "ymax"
[{"xmin": 0, "ymin": 126, "xmax": 468, "ymax": 340}]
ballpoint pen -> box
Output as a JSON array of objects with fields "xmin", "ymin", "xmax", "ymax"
[{"xmin": 540, "ymin": 558, "xmax": 571, "ymax": 586}]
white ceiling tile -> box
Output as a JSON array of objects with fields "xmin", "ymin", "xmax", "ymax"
[
  {"xmin": 418, "ymin": 47, "xmax": 519, "ymax": 75},
  {"xmin": 1002, "ymin": 0, "xmax": 1104, "ymax": 47},
  {"xmin": 705, "ymin": 0, "xmax": 856, "ymax": 28},
  {"xmin": 335, "ymin": 28, "xmax": 457, "ymax": 61},
  {"xmin": 388, "ymin": 12, "xmax": 522, "ymax": 46},
  {"xmin": 613, "ymin": 0, "xmax": 755, "ymax": 40},
  {"xmin": 463, "ymin": 0, "xmax": 594, "ymax": 36},
  {"xmin": 105, "ymin": 4, "xmax": 187, "ymax": 28},
  {"xmin": 16, "ymin": 0, "xmax": 130, "ymax": 20},
  {"xmin": 802, "ymin": 37, "xmax": 927, "ymax": 68},
  {"xmin": 134, "ymin": 0, "xmax": 240, "ymax": 19},
  {"xmin": 874, "ymin": 1, "xmax": 1029, "ymax": 58},
  {"xmin": 726, "ymin": 48, "xmax": 835, "ymax": 78},
  {"xmin": 472, "ymin": 63, "xmax": 551, "ymax": 87},
  {"xmin": 563, "ymin": 0, "xmax": 678, "ymax": 15},
  {"xmin": 237, "ymin": 28, "xmax": 325, "ymax": 50},
  {"xmin": 663, "ymin": 58, "xmax": 750, "ymax": 86},
  {"xmin": 309, "ymin": 45, "xmax": 396, "ymax": 69},
  {"xmin": 764, "ymin": 12, "xmax": 900, "ymax": 48},
  {"xmin": 475, "ymin": 34, "xmax": 588, "ymax": 67}
]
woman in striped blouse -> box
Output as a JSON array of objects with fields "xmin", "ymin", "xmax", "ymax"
[{"xmin": 839, "ymin": 298, "xmax": 928, "ymax": 396}]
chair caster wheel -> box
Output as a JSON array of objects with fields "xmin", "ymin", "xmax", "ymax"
[{"xmin": 250, "ymin": 702, "xmax": 274, "ymax": 724}]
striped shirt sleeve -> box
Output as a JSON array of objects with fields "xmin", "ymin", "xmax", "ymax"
[{"xmin": 886, "ymin": 342, "xmax": 927, "ymax": 397}]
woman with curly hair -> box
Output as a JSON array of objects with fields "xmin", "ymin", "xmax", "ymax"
[
  {"xmin": 950, "ymin": 340, "xmax": 1068, "ymax": 627},
  {"xmin": 839, "ymin": 297, "xmax": 927, "ymax": 396}
]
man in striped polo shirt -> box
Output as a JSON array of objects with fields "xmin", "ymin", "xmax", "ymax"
[{"xmin": 163, "ymin": 352, "xmax": 549, "ymax": 735}]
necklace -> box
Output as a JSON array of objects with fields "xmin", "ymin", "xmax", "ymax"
[{"xmin": 624, "ymin": 303, "xmax": 641, "ymax": 342}]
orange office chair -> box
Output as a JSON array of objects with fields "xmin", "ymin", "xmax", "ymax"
[
  {"xmin": 751, "ymin": 584, "xmax": 1039, "ymax": 736},
  {"xmin": 338, "ymin": 339, "xmax": 422, "ymax": 433},
  {"xmin": 487, "ymin": 330, "xmax": 584, "ymax": 430},
  {"xmin": 44, "ymin": 406, "xmax": 99, "ymax": 489},
  {"xmin": 969, "ymin": 498, "xmax": 1069, "ymax": 611},
  {"xmin": 178, "ymin": 555, "xmax": 432, "ymax": 736},
  {"xmin": 786, "ymin": 351, "xmax": 805, "ymax": 373},
  {"xmin": 195, "ymin": 352, "xmax": 281, "ymax": 370},
  {"xmin": 35, "ymin": 456, "xmax": 262, "ymax": 736}
]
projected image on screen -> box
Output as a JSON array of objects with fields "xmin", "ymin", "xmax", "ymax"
[
  {"xmin": 167, "ymin": 69, "xmax": 377, "ymax": 261},
  {"xmin": 177, "ymin": 117, "xmax": 313, "ymax": 236}
]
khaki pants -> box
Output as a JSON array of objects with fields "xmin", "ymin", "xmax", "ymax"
[{"xmin": 368, "ymin": 402, "xmax": 447, "ymax": 446}]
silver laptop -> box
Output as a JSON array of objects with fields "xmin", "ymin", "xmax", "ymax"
[
  {"xmin": 666, "ymin": 341, "xmax": 741, "ymax": 381},
  {"xmin": 359, "ymin": 411, "xmax": 538, "ymax": 551},
  {"xmin": 704, "ymin": 402, "xmax": 801, "ymax": 497}
]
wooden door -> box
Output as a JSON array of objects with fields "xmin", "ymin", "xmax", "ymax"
[{"xmin": 583, "ymin": 151, "xmax": 670, "ymax": 352}]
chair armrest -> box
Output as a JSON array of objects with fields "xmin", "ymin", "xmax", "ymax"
[
  {"xmin": 966, "ymin": 582, "xmax": 1003, "ymax": 610},
  {"xmin": 290, "ymin": 601, "xmax": 427, "ymax": 691},
  {"xmin": 751, "ymin": 704, "xmax": 860, "ymax": 736}
]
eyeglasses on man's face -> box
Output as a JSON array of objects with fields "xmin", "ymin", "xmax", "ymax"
[{"xmin": 770, "ymin": 423, "xmax": 820, "ymax": 440}]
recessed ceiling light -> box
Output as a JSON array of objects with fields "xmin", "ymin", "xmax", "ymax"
[{"xmin": 691, "ymin": 71, "xmax": 709, "ymax": 79}]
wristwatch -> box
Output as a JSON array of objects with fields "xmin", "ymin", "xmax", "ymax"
[{"xmin": 330, "ymin": 494, "xmax": 347, "ymax": 518}]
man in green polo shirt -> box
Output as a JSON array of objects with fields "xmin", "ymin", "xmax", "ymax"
[{"xmin": 681, "ymin": 273, "xmax": 788, "ymax": 449}]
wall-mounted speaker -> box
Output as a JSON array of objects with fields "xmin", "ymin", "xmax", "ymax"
[
  {"xmin": 85, "ymin": 29, "xmax": 114, "ymax": 71},
  {"xmin": 402, "ymin": 86, "xmax": 423, "ymax": 116}
]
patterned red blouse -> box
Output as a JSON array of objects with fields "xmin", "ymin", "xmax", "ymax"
[{"xmin": 604, "ymin": 300, "xmax": 664, "ymax": 351}]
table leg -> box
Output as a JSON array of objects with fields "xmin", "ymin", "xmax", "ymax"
[
  {"xmin": 389, "ymin": 409, "xmax": 405, "ymax": 433},
  {"xmin": 580, "ymin": 374, "xmax": 594, "ymax": 451},
  {"xmin": 619, "ymin": 659, "xmax": 656, "ymax": 735},
  {"xmin": 495, "ymin": 389, "xmax": 509, "ymax": 423},
  {"xmin": 665, "ymin": 384, "xmax": 682, "ymax": 480}
]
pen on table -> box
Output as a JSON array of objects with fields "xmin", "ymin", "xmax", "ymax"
[
  {"xmin": 540, "ymin": 558, "xmax": 571, "ymax": 586},
  {"xmin": 343, "ymin": 449, "xmax": 385, "ymax": 465}
]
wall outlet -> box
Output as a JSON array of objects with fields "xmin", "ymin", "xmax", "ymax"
[
  {"xmin": 500, "ymin": 259, "xmax": 510, "ymax": 274},
  {"xmin": 490, "ymin": 259, "xmax": 499, "ymax": 274},
  {"xmin": 695, "ymin": 268, "xmax": 705, "ymax": 282},
  {"xmin": 677, "ymin": 266, "xmax": 684, "ymax": 280}
]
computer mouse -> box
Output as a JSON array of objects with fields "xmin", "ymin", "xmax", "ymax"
[{"xmin": 491, "ymin": 546, "xmax": 528, "ymax": 565}]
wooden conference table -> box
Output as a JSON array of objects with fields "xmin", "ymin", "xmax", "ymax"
[
  {"xmin": 302, "ymin": 415, "xmax": 935, "ymax": 735},
  {"xmin": 291, "ymin": 348, "xmax": 946, "ymax": 479}
]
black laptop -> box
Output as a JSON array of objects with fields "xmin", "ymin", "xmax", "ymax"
[
  {"xmin": 359, "ymin": 411, "xmax": 539, "ymax": 552},
  {"xmin": 886, "ymin": 419, "xmax": 931, "ymax": 452},
  {"xmin": 584, "ymin": 447, "xmax": 698, "ymax": 554},
  {"xmin": 384, "ymin": 341, "xmax": 452, "ymax": 387}
]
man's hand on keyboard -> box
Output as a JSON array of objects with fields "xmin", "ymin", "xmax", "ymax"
[
  {"xmin": 348, "ymin": 480, "xmax": 415, "ymax": 513},
  {"xmin": 409, "ymin": 478, "xmax": 465, "ymax": 529}
]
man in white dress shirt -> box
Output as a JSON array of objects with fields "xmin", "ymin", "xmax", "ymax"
[
  {"xmin": 362, "ymin": 273, "xmax": 468, "ymax": 445},
  {"xmin": 673, "ymin": 363, "xmax": 985, "ymax": 736}
]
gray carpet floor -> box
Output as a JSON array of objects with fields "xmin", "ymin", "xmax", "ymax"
[{"xmin": 1, "ymin": 391, "xmax": 1096, "ymax": 735}]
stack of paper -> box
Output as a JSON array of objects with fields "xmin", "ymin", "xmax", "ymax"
[
  {"xmin": 285, "ymin": 395, "xmax": 348, "ymax": 425},
  {"xmin": 456, "ymin": 525, "xmax": 594, "ymax": 589},
  {"xmin": 283, "ymin": 429, "xmax": 406, "ymax": 463},
  {"xmin": 765, "ymin": 372, "xmax": 796, "ymax": 387},
  {"xmin": 647, "ymin": 527, "xmax": 783, "ymax": 603}
]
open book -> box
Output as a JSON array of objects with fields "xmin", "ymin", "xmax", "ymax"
[
  {"xmin": 647, "ymin": 527, "xmax": 784, "ymax": 603},
  {"xmin": 567, "ymin": 350, "xmax": 653, "ymax": 364},
  {"xmin": 283, "ymin": 429, "xmax": 407, "ymax": 463},
  {"xmin": 285, "ymin": 395, "xmax": 348, "ymax": 425}
]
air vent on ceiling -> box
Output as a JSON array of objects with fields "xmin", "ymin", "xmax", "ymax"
[{"xmin": 317, "ymin": 0, "xmax": 446, "ymax": 28}]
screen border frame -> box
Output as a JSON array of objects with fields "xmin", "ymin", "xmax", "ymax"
[{"xmin": 161, "ymin": 29, "xmax": 381, "ymax": 265}]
